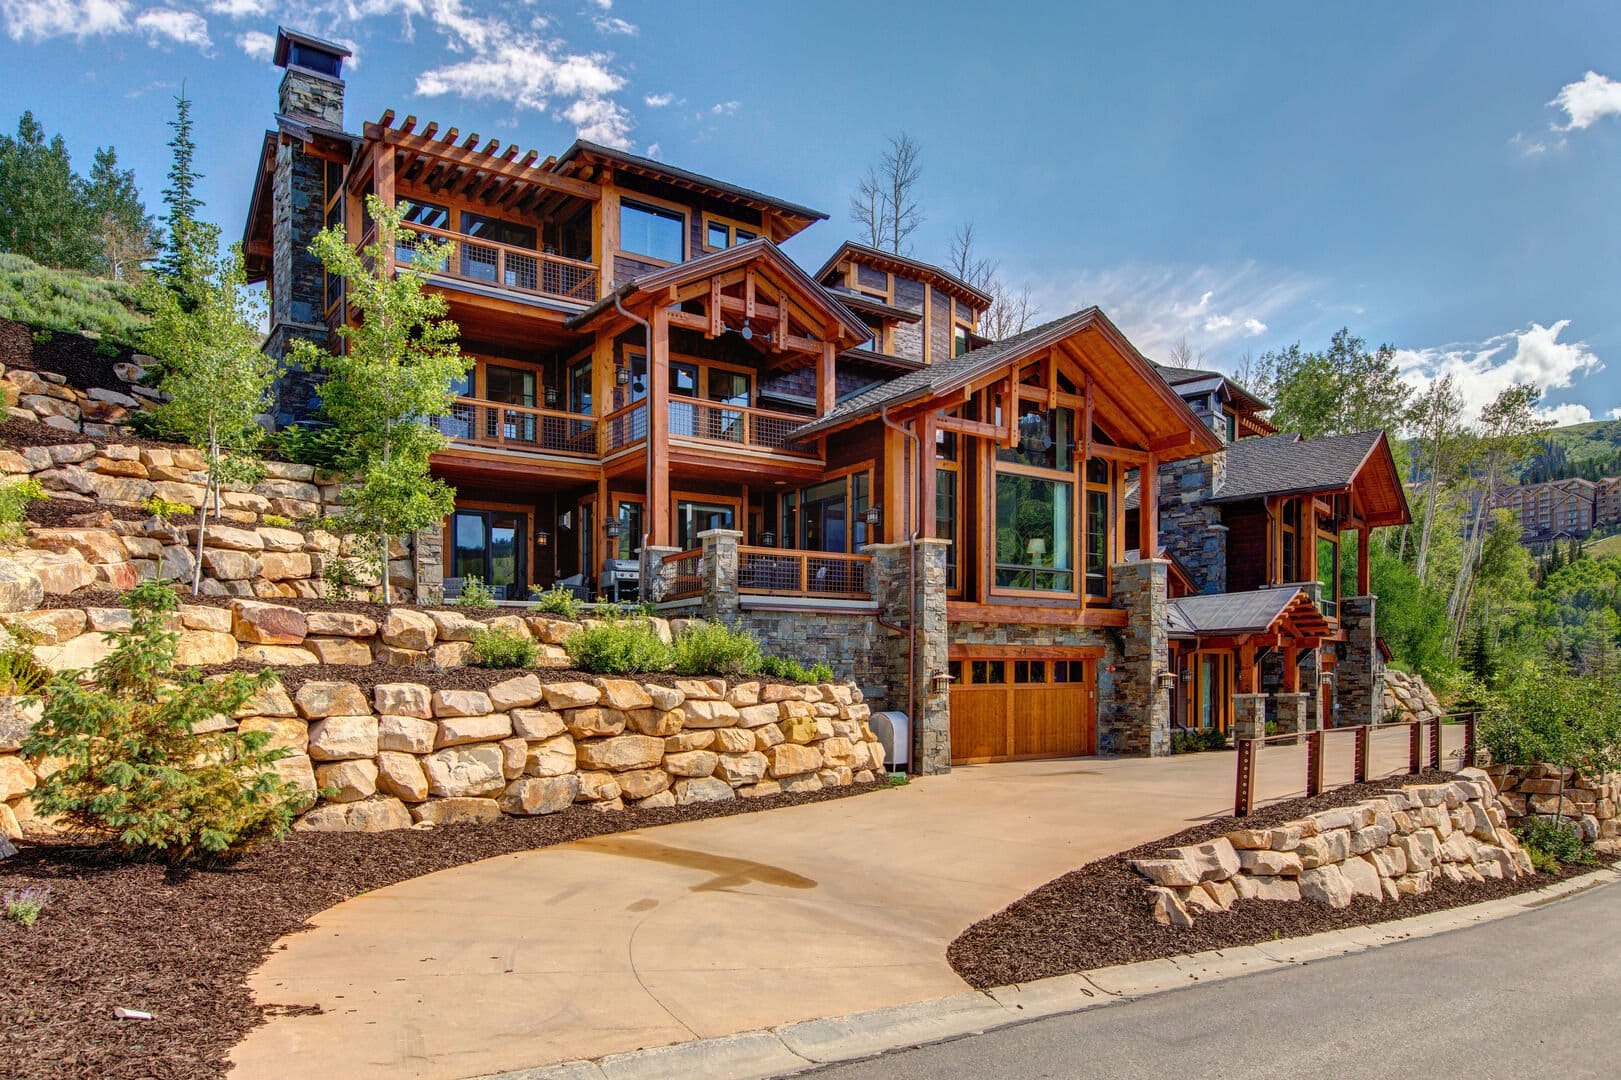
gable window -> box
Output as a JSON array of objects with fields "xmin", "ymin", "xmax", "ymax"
[
  {"xmin": 620, "ymin": 200, "xmax": 684, "ymax": 263},
  {"xmin": 953, "ymin": 325, "xmax": 970, "ymax": 357},
  {"xmin": 1083, "ymin": 457, "xmax": 1112, "ymax": 598},
  {"xmin": 705, "ymin": 218, "xmax": 758, "ymax": 251},
  {"xmin": 995, "ymin": 474, "xmax": 1073, "ymax": 591}
]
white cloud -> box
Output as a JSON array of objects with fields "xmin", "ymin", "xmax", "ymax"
[
  {"xmin": 1036, "ymin": 261, "xmax": 1309, "ymax": 364},
  {"xmin": 207, "ymin": 0, "xmax": 259, "ymax": 15},
  {"xmin": 711, "ymin": 100, "xmax": 739, "ymax": 115},
  {"xmin": 592, "ymin": 14, "xmax": 635, "ymax": 35},
  {"xmin": 1550, "ymin": 70, "xmax": 1621, "ymax": 131},
  {"xmin": 237, "ymin": 27, "xmax": 272, "ymax": 60},
  {"xmin": 643, "ymin": 91, "xmax": 674, "ymax": 107},
  {"xmin": 645, "ymin": 141, "xmax": 660, "ymax": 158},
  {"xmin": 135, "ymin": 7, "xmax": 210, "ymax": 50},
  {"xmin": 1608, "ymin": 407, "xmax": 1621, "ymax": 421},
  {"xmin": 586, "ymin": 0, "xmax": 611, "ymax": 8},
  {"xmin": 562, "ymin": 94, "xmax": 632, "ymax": 147},
  {"xmin": 1395, "ymin": 320, "xmax": 1605, "ymax": 426},
  {"xmin": 1, "ymin": 0, "xmax": 130, "ymax": 40}
]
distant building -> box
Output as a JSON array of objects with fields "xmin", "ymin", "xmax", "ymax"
[
  {"xmin": 1491, "ymin": 477, "xmax": 1597, "ymax": 542},
  {"xmin": 1597, "ymin": 477, "xmax": 1621, "ymax": 529}
]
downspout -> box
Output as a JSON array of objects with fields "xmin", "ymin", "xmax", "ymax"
[
  {"xmin": 879, "ymin": 405, "xmax": 922, "ymax": 773},
  {"xmin": 613, "ymin": 292, "xmax": 655, "ymax": 603}
]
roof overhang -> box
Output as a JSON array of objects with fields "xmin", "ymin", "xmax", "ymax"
[
  {"xmin": 814, "ymin": 240, "xmax": 993, "ymax": 309},
  {"xmin": 1208, "ymin": 430, "xmax": 1411, "ymax": 527},
  {"xmin": 1171, "ymin": 587, "xmax": 1333, "ymax": 642}
]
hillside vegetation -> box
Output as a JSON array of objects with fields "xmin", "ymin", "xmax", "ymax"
[
  {"xmin": 1521, "ymin": 419, "xmax": 1621, "ymax": 483},
  {"xmin": 0, "ymin": 252, "xmax": 148, "ymax": 346}
]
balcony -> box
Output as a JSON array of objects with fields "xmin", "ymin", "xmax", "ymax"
[
  {"xmin": 403, "ymin": 223, "xmax": 599, "ymax": 305},
  {"xmin": 660, "ymin": 546, "xmax": 874, "ymax": 602},
  {"xmin": 668, "ymin": 400, "xmax": 817, "ymax": 456},
  {"xmin": 439, "ymin": 398, "xmax": 597, "ymax": 457}
]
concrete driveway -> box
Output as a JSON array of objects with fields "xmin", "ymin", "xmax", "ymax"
[{"xmin": 231, "ymin": 726, "xmax": 1462, "ymax": 1080}]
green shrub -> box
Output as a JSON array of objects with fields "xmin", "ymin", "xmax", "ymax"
[
  {"xmin": 0, "ymin": 477, "xmax": 46, "ymax": 538},
  {"xmin": 529, "ymin": 585, "xmax": 581, "ymax": 619},
  {"xmin": 265, "ymin": 423, "xmax": 349, "ymax": 470},
  {"xmin": 30, "ymin": 328, "xmax": 50, "ymax": 344},
  {"xmin": 805, "ymin": 661, "xmax": 835, "ymax": 684},
  {"xmin": 564, "ymin": 618, "xmax": 674, "ymax": 675},
  {"xmin": 141, "ymin": 494, "xmax": 193, "ymax": 521},
  {"xmin": 0, "ymin": 626, "xmax": 48, "ymax": 695},
  {"xmin": 455, "ymin": 575, "xmax": 497, "ymax": 608},
  {"xmin": 470, "ymin": 626, "xmax": 537, "ymax": 669},
  {"xmin": 1170, "ymin": 727, "xmax": 1229, "ymax": 754},
  {"xmin": 1516, "ymin": 816, "xmax": 1597, "ymax": 873},
  {"xmin": 0, "ymin": 253, "xmax": 148, "ymax": 345},
  {"xmin": 757, "ymin": 655, "xmax": 837, "ymax": 685},
  {"xmin": 260, "ymin": 513, "xmax": 295, "ymax": 529},
  {"xmin": 3, "ymin": 886, "xmax": 50, "ymax": 928},
  {"xmin": 1481, "ymin": 660, "xmax": 1621, "ymax": 774},
  {"xmin": 19, "ymin": 579, "xmax": 305, "ymax": 866},
  {"xmin": 671, "ymin": 620, "xmax": 762, "ymax": 677}
]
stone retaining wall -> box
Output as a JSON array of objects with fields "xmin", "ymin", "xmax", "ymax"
[
  {"xmin": 0, "ymin": 672, "xmax": 882, "ymax": 839},
  {"xmin": 3, "ymin": 350, "xmax": 153, "ymax": 437},
  {"xmin": 1485, "ymin": 763, "xmax": 1621, "ymax": 842},
  {"xmin": 1132, "ymin": 769, "xmax": 1534, "ymax": 926},
  {"xmin": 1382, "ymin": 669, "xmax": 1444, "ymax": 724}
]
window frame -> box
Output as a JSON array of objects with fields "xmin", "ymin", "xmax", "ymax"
[
  {"xmin": 702, "ymin": 214, "xmax": 760, "ymax": 252},
  {"xmin": 618, "ymin": 196, "xmax": 687, "ymax": 264}
]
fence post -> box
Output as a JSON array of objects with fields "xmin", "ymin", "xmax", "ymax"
[
  {"xmin": 1234, "ymin": 738, "xmax": 1255, "ymax": 817},
  {"xmin": 1463, "ymin": 712, "xmax": 1478, "ymax": 769},
  {"xmin": 1353, "ymin": 725, "xmax": 1370, "ymax": 784},
  {"xmin": 1408, "ymin": 721, "xmax": 1421, "ymax": 775},
  {"xmin": 1428, "ymin": 717, "xmax": 1441, "ymax": 771},
  {"xmin": 1306, "ymin": 729, "xmax": 1324, "ymax": 798}
]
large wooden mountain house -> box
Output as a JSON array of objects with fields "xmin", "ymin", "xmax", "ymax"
[{"xmin": 244, "ymin": 28, "xmax": 1409, "ymax": 772}]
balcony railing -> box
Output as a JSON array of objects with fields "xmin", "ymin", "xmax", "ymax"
[
  {"xmin": 403, "ymin": 224, "xmax": 599, "ymax": 305},
  {"xmin": 668, "ymin": 400, "xmax": 817, "ymax": 456},
  {"xmin": 439, "ymin": 398, "xmax": 597, "ymax": 456},
  {"xmin": 738, "ymin": 547, "xmax": 872, "ymax": 600},
  {"xmin": 599, "ymin": 402, "xmax": 648, "ymax": 455},
  {"xmin": 661, "ymin": 548, "xmax": 704, "ymax": 601}
]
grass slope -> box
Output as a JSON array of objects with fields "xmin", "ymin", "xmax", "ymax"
[{"xmin": 0, "ymin": 252, "xmax": 147, "ymax": 346}]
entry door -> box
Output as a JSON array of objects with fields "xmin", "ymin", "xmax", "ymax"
[
  {"xmin": 449, "ymin": 509, "xmax": 527, "ymax": 599},
  {"xmin": 948, "ymin": 657, "xmax": 1096, "ymax": 764}
]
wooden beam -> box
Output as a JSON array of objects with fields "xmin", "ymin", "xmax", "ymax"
[
  {"xmin": 648, "ymin": 307, "xmax": 671, "ymax": 547},
  {"xmin": 1138, "ymin": 452, "xmax": 1157, "ymax": 555},
  {"xmin": 1238, "ymin": 641, "xmax": 1257, "ymax": 693},
  {"xmin": 1357, "ymin": 523, "xmax": 1371, "ymax": 595},
  {"xmin": 368, "ymin": 125, "xmax": 600, "ymax": 201},
  {"xmin": 818, "ymin": 341, "xmax": 836, "ymax": 417},
  {"xmin": 937, "ymin": 414, "xmax": 1005, "ymax": 440},
  {"xmin": 918, "ymin": 413, "xmax": 937, "ymax": 539}
]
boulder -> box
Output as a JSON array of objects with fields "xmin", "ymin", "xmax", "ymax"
[
  {"xmin": 500, "ymin": 775, "xmax": 581, "ymax": 816},
  {"xmin": 595, "ymin": 678, "xmax": 653, "ymax": 711},
  {"xmin": 632, "ymin": 790, "xmax": 677, "ymax": 810},
  {"xmin": 378, "ymin": 714, "xmax": 437, "ymax": 754},
  {"xmin": 259, "ymin": 552, "xmax": 313, "ymax": 581},
  {"xmin": 564, "ymin": 706, "xmax": 627, "ymax": 739},
  {"xmin": 740, "ymin": 779, "xmax": 784, "ymax": 799},
  {"xmin": 434, "ymin": 713, "xmax": 513, "ymax": 748},
  {"xmin": 428, "ymin": 610, "xmax": 483, "ymax": 642},
  {"xmin": 674, "ymin": 777, "xmax": 736, "ymax": 806},
  {"xmin": 409, "ymin": 797, "xmax": 503, "ymax": 826},
  {"xmin": 765, "ymin": 742, "xmax": 822, "ymax": 778},
  {"xmin": 754, "ymin": 723, "xmax": 785, "ymax": 751},
  {"xmin": 576, "ymin": 734, "xmax": 666, "ymax": 772},
  {"xmin": 778, "ymin": 716, "xmax": 820, "ymax": 744},
  {"xmin": 626, "ymin": 708, "xmax": 684, "ymax": 737},
  {"xmin": 374, "ymin": 752, "xmax": 430, "ymax": 802},
  {"xmin": 178, "ymin": 605, "xmax": 232, "ymax": 633},
  {"xmin": 295, "ymin": 797, "xmax": 412, "ymax": 833},
  {"xmin": 524, "ymin": 734, "xmax": 577, "ymax": 777},
  {"xmin": 1149, "ymin": 886, "xmax": 1194, "ymax": 928},
  {"xmin": 512, "ymin": 707, "xmax": 567, "ymax": 740},
  {"xmin": 238, "ymin": 716, "xmax": 308, "ymax": 753},
  {"xmin": 646, "ymin": 684, "xmax": 685, "ymax": 711},
  {"xmin": 423, "ymin": 744, "xmax": 507, "ymax": 798},
  {"xmin": 681, "ymin": 698, "xmax": 741, "ymax": 728},
  {"xmin": 230, "ymin": 599, "xmax": 307, "ymax": 645},
  {"xmin": 381, "ymin": 609, "xmax": 437, "ymax": 650},
  {"xmin": 1236, "ymin": 849, "xmax": 1303, "ymax": 876},
  {"xmin": 664, "ymin": 750, "xmax": 719, "ymax": 778},
  {"xmin": 300, "ymin": 636, "xmax": 370, "ymax": 665},
  {"xmin": 201, "ymin": 525, "xmax": 265, "ymax": 551},
  {"xmin": 431, "ymin": 689, "xmax": 493, "ymax": 718},
  {"xmin": 235, "ymin": 682, "xmax": 297, "ymax": 718},
  {"xmin": 543, "ymin": 681, "xmax": 600, "ymax": 709},
  {"xmin": 726, "ymin": 681, "xmax": 761, "ymax": 707},
  {"xmin": 577, "ymin": 771, "xmax": 622, "ymax": 802},
  {"xmin": 488, "ymin": 674, "xmax": 545, "ymax": 711},
  {"xmin": 1298, "ymin": 864, "xmax": 1355, "ymax": 909},
  {"xmin": 1130, "ymin": 857, "xmax": 1203, "ymax": 888},
  {"xmin": 302, "ymin": 611, "xmax": 377, "ymax": 638},
  {"xmin": 665, "ymin": 730, "xmax": 715, "ymax": 752},
  {"xmin": 240, "ymin": 644, "xmax": 319, "ymax": 665},
  {"xmin": 713, "ymin": 751, "xmax": 769, "ymax": 786},
  {"xmin": 1160, "ymin": 838, "xmax": 1241, "ymax": 882},
  {"xmin": 374, "ymin": 682, "xmax": 432, "ymax": 719},
  {"xmin": 674, "ymin": 678, "xmax": 724, "ymax": 701},
  {"xmin": 10, "ymin": 549, "xmax": 96, "ymax": 594},
  {"xmin": 711, "ymin": 727, "xmax": 757, "ymax": 754},
  {"xmin": 15, "ymin": 608, "xmax": 86, "ymax": 644},
  {"xmin": 306, "ymin": 714, "xmax": 379, "ymax": 761},
  {"xmin": 295, "ymin": 681, "xmax": 370, "ymax": 720},
  {"xmin": 1339, "ymin": 855, "xmax": 1384, "ymax": 900},
  {"xmin": 316, "ymin": 759, "xmax": 378, "ymax": 802},
  {"xmin": 616, "ymin": 768, "xmax": 671, "ymax": 800},
  {"xmin": 0, "ymin": 755, "xmax": 37, "ymax": 801},
  {"xmin": 819, "ymin": 737, "xmax": 858, "ymax": 768}
]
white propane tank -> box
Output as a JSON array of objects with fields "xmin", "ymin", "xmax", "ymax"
[{"xmin": 868, "ymin": 711, "xmax": 910, "ymax": 773}]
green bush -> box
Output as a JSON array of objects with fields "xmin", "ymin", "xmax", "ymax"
[
  {"xmin": 19, "ymin": 579, "xmax": 305, "ymax": 866},
  {"xmin": 564, "ymin": 618, "xmax": 674, "ymax": 675},
  {"xmin": 140, "ymin": 494, "xmax": 193, "ymax": 521},
  {"xmin": 529, "ymin": 585, "xmax": 581, "ymax": 619},
  {"xmin": 265, "ymin": 423, "xmax": 349, "ymax": 470},
  {"xmin": 260, "ymin": 513, "xmax": 295, "ymax": 529},
  {"xmin": 757, "ymin": 655, "xmax": 836, "ymax": 685},
  {"xmin": 0, "ymin": 626, "xmax": 48, "ymax": 695},
  {"xmin": 470, "ymin": 626, "xmax": 537, "ymax": 669},
  {"xmin": 1516, "ymin": 817, "xmax": 1597, "ymax": 873},
  {"xmin": 1480, "ymin": 659, "xmax": 1621, "ymax": 774},
  {"xmin": 0, "ymin": 476, "xmax": 46, "ymax": 538},
  {"xmin": 671, "ymin": 620, "xmax": 762, "ymax": 677},
  {"xmin": 3, "ymin": 886, "xmax": 50, "ymax": 928},
  {"xmin": 0, "ymin": 253, "xmax": 148, "ymax": 345},
  {"xmin": 455, "ymin": 575, "xmax": 497, "ymax": 608},
  {"xmin": 1170, "ymin": 727, "xmax": 1230, "ymax": 755}
]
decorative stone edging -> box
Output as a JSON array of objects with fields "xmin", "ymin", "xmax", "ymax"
[
  {"xmin": 1131, "ymin": 768, "xmax": 1534, "ymax": 926},
  {"xmin": 1486, "ymin": 763, "xmax": 1621, "ymax": 841}
]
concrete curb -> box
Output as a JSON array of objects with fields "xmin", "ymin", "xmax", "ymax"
[{"xmin": 475, "ymin": 863, "xmax": 1620, "ymax": 1080}]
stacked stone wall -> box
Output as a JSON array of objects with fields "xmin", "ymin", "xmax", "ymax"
[
  {"xmin": 1382, "ymin": 669, "xmax": 1445, "ymax": 724},
  {"xmin": 0, "ymin": 671, "xmax": 880, "ymax": 840},
  {"xmin": 1132, "ymin": 769, "xmax": 1534, "ymax": 926},
  {"xmin": 4, "ymin": 356, "xmax": 151, "ymax": 437},
  {"xmin": 1485, "ymin": 763, "xmax": 1621, "ymax": 843}
]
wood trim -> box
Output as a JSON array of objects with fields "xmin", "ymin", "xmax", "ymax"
[
  {"xmin": 947, "ymin": 602, "xmax": 1128, "ymax": 627},
  {"xmin": 948, "ymin": 644, "xmax": 1104, "ymax": 659}
]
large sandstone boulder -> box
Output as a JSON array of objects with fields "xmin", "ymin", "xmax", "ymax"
[
  {"xmin": 432, "ymin": 689, "xmax": 493, "ymax": 718},
  {"xmin": 766, "ymin": 742, "xmax": 822, "ymax": 779},
  {"xmin": 306, "ymin": 714, "xmax": 379, "ymax": 761},
  {"xmin": 409, "ymin": 797, "xmax": 502, "ymax": 826},
  {"xmin": 511, "ymin": 707, "xmax": 567, "ymax": 740},
  {"xmin": 1298, "ymin": 864, "xmax": 1355, "ymax": 908},
  {"xmin": 713, "ymin": 751, "xmax": 769, "ymax": 786},
  {"xmin": 376, "ymin": 751, "xmax": 430, "ymax": 802},
  {"xmin": 0, "ymin": 755, "xmax": 37, "ymax": 801},
  {"xmin": 500, "ymin": 775, "xmax": 580, "ymax": 815},
  {"xmin": 674, "ymin": 777, "xmax": 736, "ymax": 805},
  {"xmin": 524, "ymin": 735, "xmax": 577, "ymax": 777},
  {"xmin": 663, "ymin": 750, "xmax": 718, "ymax": 778},
  {"xmin": 378, "ymin": 714, "xmax": 436, "ymax": 754},
  {"xmin": 576, "ymin": 734, "xmax": 666, "ymax": 772},
  {"xmin": 682, "ymin": 699, "xmax": 741, "ymax": 728},
  {"xmin": 543, "ymin": 681, "xmax": 600, "ymax": 709},
  {"xmin": 627, "ymin": 708, "xmax": 683, "ymax": 737},
  {"xmin": 238, "ymin": 716, "xmax": 308, "ymax": 753},
  {"xmin": 711, "ymin": 728, "xmax": 756, "ymax": 754},
  {"xmin": 428, "ymin": 610, "xmax": 481, "ymax": 642},
  {"xmin": 175, "ymin": 629, "xmax": 238, "ymax": 666},
  {"xmin": 423, "ymin": 744, "xmax": 506, "ymax": 797},
  {"xmin": 381, "ymin": 609, "xmax": 437, "ymax": 650},
  {"xmin": 295, "ymin": 797, "xmax": 412, "ymax": 833},
  {"xmin": 435, "ymin": 713, "xmax": 513, "ymax": 748},
  {"xmin": 488, "ymin": 674, "xmax": 545, "ymax": 711},
  {"xmin": 295, "ymin": 681, "xmax": 370, "ymax": 720},
  {"xmin": 564, "ymin": 706, "xmax": 627, "ymax": 739},
  {"xmin": 595, "ymin": 678, "xmax": 653, "ymax": 711},
  {"xmin": 230, "ymin": 599, "xmax": 307, "ymax": 645},
  {"xmin": 374, "ymin": 682, "xmax": 432, "ymax": 719},
  {"xmin": 316, "ymin": 759, "xmax": 378, "ymax": 802},
  {"xmin": 615, "ymin": 767, "xmax": 670, "ymax": 800}
]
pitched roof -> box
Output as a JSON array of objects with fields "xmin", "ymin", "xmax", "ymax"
[
  {"xmin": 1169, "ymin": 587, "xmax": 1331, "ymax": 638},
  {"xmin": 1152, "ymin": 362, "xmax": 1270, "ymax": 413},
  {"xmin": 551, "ymin": 141, "xmax": 827, "ymax": 223},
  {"xmin": 1209, "ymin": 430, "xmax": 1385, "ymax": 503},
  {"xmin": 813, "ymin": 241, "xmax": 994, "ymax": 308}
]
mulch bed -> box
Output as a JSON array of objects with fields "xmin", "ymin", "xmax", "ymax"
[
  {"xmin": 193, "ymin": 660, "xmax": 742, "ymax": 694},
  {"xmin": 43, "ymin": 589, "xmax": 526, "ymax": 621},
  {"xmin": 0, "ymin": 415, "xmax": 181, "ymax": 453},
  {"xmin": 26, "ymin": 497, "xmax": 166, "ymax": 528},
  {"xmin": 0, "ymin": 779, "xmax": 889, "ymax": 1080},
  {"xmin": 947, "ymin": 769, "xmax": 1586, "ymax": 990},
  {"xmin": 0, "ymin": 319, "xmax": 133, "ymax": 391}
]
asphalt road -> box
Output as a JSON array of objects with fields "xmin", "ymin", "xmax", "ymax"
[{"xmin": 809, "ymin": 881, "xmax": 1620, "ymax": 1080}]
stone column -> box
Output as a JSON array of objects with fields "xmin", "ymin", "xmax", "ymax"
[
  {"xmin": 1231, "ymin": 693, "xmax": 1269, "ymax": 741},
  {"xmin": 1274, "ymin": 691, "xmax": 1314, "ymax": 737},
  {"xmin": 1156, "ymin": 454, "xmax": 1227, "ymax": 595},
  {"xmin": 870, "ymin": 538, "xmax": 951, "ymax": 775},
  {"xmin": 411, "ymin": 526, "xmax": 444, "ymax": 605},
  {"xmin": 640, "ymin": 545, "xmax": 680, "ymax": 603},
  {"xmin": 1337, "ymin": 595, "xmax": 1383, "ymax": 726},
  {"xmin": 1105, "ymin": 559, "xmax": 1171, "ymax": 757},
  {"xmin": 697, "ymin": 529, "xmax": 742, "ymax": 624}
]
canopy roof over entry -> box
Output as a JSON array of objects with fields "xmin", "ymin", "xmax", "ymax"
[{"xmin": 1169, "ymin": 586, "xmax": 1333, "ymax": 644}]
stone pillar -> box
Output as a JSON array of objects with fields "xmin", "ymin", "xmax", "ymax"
[
  {"xmin": 1105, "ymin": 559, "xmax": 1171, "ymax": 757},
  {"xmin": 640, "ymin": 545, "xmax": 680, "ymax": 603},
  {"xmin": 1156, "ymin": 454, "xmax": 1226, "ymax": 595},
  {"xmin": 1232, "ymin": 693, "xmax": 1269, "ymax": 741},
  {"xmin": 1274, "ymin": 691, "xmax": 1314, "ymax": 736},
  {"xmin": 697, "ymin": 529, "xmax": 742, "ymax": 624},
  {"xmin": 411, "ymin": 526, "xmax": 444, "ymax": 605},
  {"xmin": 1337, "ymin": 595, "xmax": 1383, "ymax": 726},
  {"xmin": 870, "ymin": 539, "xmax": 950, "ymax": 775}
]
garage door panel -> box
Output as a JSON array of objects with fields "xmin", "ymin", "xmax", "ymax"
[
  {"xmin": 950, "ymin": 686, "xmax": 1011, "ymax": 761},
  {"xmin": 1013, "ymin": 687, "xmax": 1091, "ymax": 758},
  {"xmin": 949, "ymin": 657, "xmax": 1095, "ymax": 764}
]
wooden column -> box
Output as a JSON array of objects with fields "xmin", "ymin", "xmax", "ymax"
[
  {"xmin": 1357, "ymin": 523, "xmax": 1371, "ymax": 594},
  {"xmin": 375, "ymin": 144, "xmax": 396, "ymax": 277},
  {"xmin": 1282, "ymin": 640, "xmax": 1300, "ymax": 692},
  {"xmin": 1302, "ymin": 498, "xmax": 1318, "ymax": 582},
  {"xmin": 881, "ymin": 421, "xmax": 907, "ymax": 544},
  {"xmin": 597, "ymin": 174, "xmax": 618, "ymax": 299},
  {"xmin": 1137, "ymin": 452, "xmax": 1158, "ymax": 555},
  {"xmin": 1238, "ymin": 640, "xmax": 1257, "ymax": 694},
  {"xmin": 917, "ymin": 412, "xmax": 937, "ymax": 540},
  {"xmin": 648, "ymin": 305, "xmax": 671, "ymax": 546},
  {"xmin": 817, "ymin": 341, "xmax": 836, "ymax": 417}
]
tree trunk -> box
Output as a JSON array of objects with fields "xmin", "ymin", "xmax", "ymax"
[
  {"xmin": 379, "ymin": 531, "xmax": 392, "ymax": 606},
  {"xmin": 191, "ymin": 426, "xmax": 217, "ymax": 595}
]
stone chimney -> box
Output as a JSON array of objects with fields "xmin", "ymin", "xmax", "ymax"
[{"xmin": 274, "ymin": 27, "xmax": 349, "ymax": 129}]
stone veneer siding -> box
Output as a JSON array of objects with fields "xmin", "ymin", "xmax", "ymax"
[
  {"xmin": 1337, "ymin": 595, "xmax": 1382, "ymax": 727},
  {"xmin": 1105, "ymin": 559, "xmax": 1172, "ymax": 756},
  {"xmin": 1155, "ymin": 452, "xmax": 1226, "ymax": 595}
]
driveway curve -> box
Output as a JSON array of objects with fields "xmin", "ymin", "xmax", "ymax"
[{"xmin": 231, "ymin": 727, "xmax": 1461, "ymax": 1079}]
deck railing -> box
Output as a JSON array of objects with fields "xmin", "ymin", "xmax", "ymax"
[
  {"xmin": 403, "ymin": 223, "xmax": 599, "ymax": 304},
  {"xmin": 599, "ymin": 402, "xmax": 648, "ymax": 455},
  {"xmin": 669, "ymin": 400, "xmax": 816, "ymax": 456},
  {"xmin": 737, "ymin": 547, "xmax": 872, "ymax": 599},
  {"xmin": 439, "ymin": 398, "xmax": 597, "ymax": 456},
  {"xmin": 661, "ymin": 548, "xmax": 704, "ymax": 601}
]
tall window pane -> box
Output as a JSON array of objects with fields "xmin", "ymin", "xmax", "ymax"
[
  {"xmin": 936, "ymin": 468, "xmax": 958, "ymax": 590},
  {"xmin": 995, "ymin": 474, "xmax": 1073, "ymax": 591},
  {"xmin": 1086, "ymin": 489, "xmax": 1109, "ymax": 598},
  {"xmin": 620, "ymin": 201, "xmax": 684, "ymax": 262}
]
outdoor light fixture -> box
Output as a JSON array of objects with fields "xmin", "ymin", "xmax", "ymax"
[
  {"xmin": 1155, "ymin": 670, "xmax": 1178, "ymax": 692},
  {"xmin": 536, "ymin": 530, "xmax": 550, "ymax": 548},
  {"xmin": 864, "ymin": 506, "xmax": 881, "ymax": 528},
  {"xmin": 544, "ymin": 387, "xmax": 560, "ymax": 409},
  {"xmin": 929, "ymin": 669, "xmax": 954, "ymax": 695},
  {"xmin": 615, "ymin": 365, "xmax": 631, "ymax": 386},
  {"xmin": 1319, "ymin": 671, "xmax": 1336, "ymax": 688},
  {"xmin": 760, "ymin": 530, "xmax": 776, "ymax": 547},
  {"xmin": 604, "ymin": 518, "xmax": 622, "ymax": 540}
]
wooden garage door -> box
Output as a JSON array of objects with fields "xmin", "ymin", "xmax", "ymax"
[{"xmin": 948, "ymin": 657, "xmax": 1096, "ymax": 764}]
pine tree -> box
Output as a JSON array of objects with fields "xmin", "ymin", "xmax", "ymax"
[
  {"xmin": 86, "ymin": 146, "xmax": 158, "ymax": 280},
  {"xmin": 0, "ymin": 111, "xmax": 100, "ymax": 271},
  {"xmin": 159, "ymin": 89, "xmax": 207, "ymax": 293}
]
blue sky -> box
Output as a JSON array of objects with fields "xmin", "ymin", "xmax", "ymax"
[{"xmin": 2, "ymin": 0, "xmax": 1618, "ymax": 426}]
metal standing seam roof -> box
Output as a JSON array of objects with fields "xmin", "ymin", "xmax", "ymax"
[
  {"xmin": 1168, "ymin": 587, "xmax": 1314, "ymax": 636},
  {"xmin": 1206, "ymin": 430, "xmax": 1388, "ymax": 504}
]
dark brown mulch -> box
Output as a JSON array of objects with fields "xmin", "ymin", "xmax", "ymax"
[
  {"xmin": 0, "ymin": 779, "xmax": 889, "ymax": 1080},
  {"xmin": 43, "ymin": 589, "xmax": 516, "ymax": 621},
  {"xmin": 0, "ymin": 319, "xmax": 134, "ymax": 391},
  {"xmin": 947, "ymin": 770, "xmax": 1585, "ymax": 990},
  {"xmin": 0, "ymin": 415, "xmax": 182, "ymax": 453},
  {"xmin": 25, "ymin": 497, "xmax": 159, "ymax": 528},
  {"xmin": 195, "ymin": 660, "xmax": 724, "ymax": 693}
]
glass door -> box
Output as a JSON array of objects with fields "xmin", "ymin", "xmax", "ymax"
[
  {"xmin": 676, "ymin": 500, "xmax": 736, "ymax": 549},
  {"xmin": 449, "ymin": 509, "xmax": 527, "ymax": 599}
]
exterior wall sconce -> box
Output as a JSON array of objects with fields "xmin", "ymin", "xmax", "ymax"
[
  {"xmin": 536, "ymin": 531, "xmax": 549, "ymax": 548},
  {"xmin": 1319, "ymin": 671, "xmax": 1336, "ymax": 688},
  {"xmin": 604, "ymin": 519, "xmax": 622, "ymax": 540},
  {"xmin": 760, "ymin": 530, "xmax": 776, "ymax": 547},
  {"xmin": 863, "ymin": 506, "xmax": 881, "ymax": 529},
  {"xmin": 544, "ymin": 387, "xmax": 560, "ymax": 409},
  {"xmin": 1155, "ymin": 670, "xmax": 1178, "ymax": 692},
  {"xmin": 615, "ymin": 365, "xmax": 631, "ymax": 386},
  {"xmin": 929, "ymin": 669, "xmax": 954, "ymax": 695}
]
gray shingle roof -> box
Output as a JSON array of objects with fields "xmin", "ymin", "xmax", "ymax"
[
  {"xmin": 1169, "ymin": 588, "xmax": 1309, "ymax": 635},
  {"xmin": 1208, "ymin": 430, "xmax": 1386, "ymax": 504},
  {"xmin": 791, "ymin": 308, "xmax": 1099, "ymax": 438}
]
